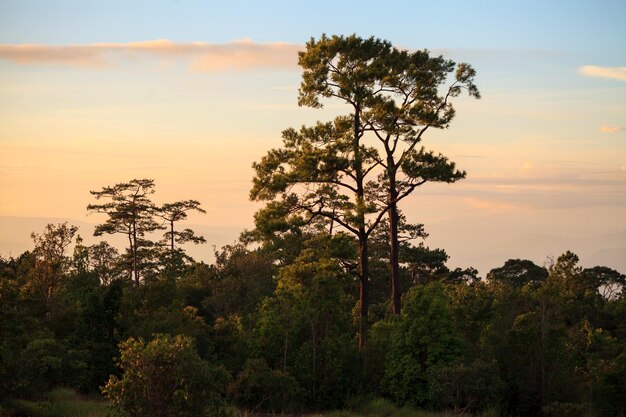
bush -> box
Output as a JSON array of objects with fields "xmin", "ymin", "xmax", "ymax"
[
  {"xmin": 229, "ymin": 358, "xmax": 299, "ymax": 413},
  {"xmin": 428, "ymin": 360, "xmax": 503, "ymax": 413},
  {"xmin": 102, "ymin": 334, "xmax": 229, "ymax": 417},
  {"xmin": 18, "ymin": 338, "xmax": 85, "ymax": 396}
]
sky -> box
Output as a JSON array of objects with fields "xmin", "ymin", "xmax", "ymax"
[{"xmin": 1, "ymin": 0, "xmax": 625, "ymax": 274}]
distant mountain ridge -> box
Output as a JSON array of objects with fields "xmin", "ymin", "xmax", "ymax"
[
  {"xmin": 0, "ymin": 216, "xmax": 241, "ymax": 264},
  {"xmin": 1, "ymin": 216, "xmax": 624, "ymax": 275}
]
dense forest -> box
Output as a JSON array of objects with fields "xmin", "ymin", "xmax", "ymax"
[{"xmin": 1, "ymin": 35, "xmax": 625, "ymax": 417}]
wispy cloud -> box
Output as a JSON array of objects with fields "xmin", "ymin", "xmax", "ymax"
[
  {"xmin": 579, "ymin": 65, "xmax": 626, "ymax": 81},
  {"xmin": 600, "ymin": 125, "xmax": 626, "ymax": 133},
  {"xmin": 0, "ymin": 39, "xmax": 303, "ymax": 71},
  {"xmin": 463, "ymin": 197, "xmax": 522, "ymax": 212}
]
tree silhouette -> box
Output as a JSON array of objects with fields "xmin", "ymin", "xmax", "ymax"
[
  {"xmin": 299, "ymin": 34, "xmax": 478, "ymax": 314},
  {"xmin": 157, "ymin": 200, "xmax": 207, "ymax": 252},
  {"xmin": 87, "ymin": 179, "xmax": 162, "ymax": 285}
]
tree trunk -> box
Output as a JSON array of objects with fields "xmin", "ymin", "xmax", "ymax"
[
  {"xmin": 127, "ymin": 226, "xmax": 134, "ymax": 282},
  {"xmin": 353, "ymin": 103, "xmax": 369, "ymax": 351},
  {"xmin": 312, "ymin": 322, "xmax": 317, "ymax": 402},
  {"xmin": 540, "ymin": 299, "xmax": 547, "ymax": 405},
  {"xmin": 358, "ymin": 235, "xmax": 369, "ymax": 351},
  {"xmin": 283, "ymin": 331, "xmax": 288, "ymax": 373},
  {"xmin": 170, "ymin": 221, "xmax": 175, "ymax": 251},
  {"xmin": 388, "ymin": 166, "xmax": 401, "ymax": 315},
  {"xmin": 132, "ymin": 218, "xmax": 139, "ymax": 286}
]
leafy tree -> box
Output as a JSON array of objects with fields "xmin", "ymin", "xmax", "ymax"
[
  {"xmin": 28, "ymin": 222, "xmax": 78, "ymax": 311},
  {"xmin": 581, "ymin": 266, "xmax": 625, "ymax": 300},
  {"xmin": 446, "ymin": 266, "xmax": 481, "ymax": 285},
  {"xmin": 487, "ymin": 259, "xmax": 548, "ymax": 287},
  {"xmin": 18, "ymin": 338, "xmax": 85, "ymax": 395},
  {"xmin": 548, "ymin": 251, "xmax": 583, "ymax": 294},
  {"xmin": 88, "ymin": 179, "xmax": 163, "ymax": 285},
  {"xmin": 364, "ymin": 318, "xmax": 397, "ymax": 395},
  {"xmin": 253, "ymin": 231, "xmax": 359, "ymax": 408},
  {"xmin": 103, "ymin": 334, "xmax": 228, "ymax": 417},
  {"xmin": 157, "ymin": 200, "xmax": 207, "ymax": 252},
  {"xmin": 383, "ymin": 282, "xmax": 464, "ymax": 406},
  {"xmin": 404, "ymin": 244, "xmax": 450, "ymax": 285},
  {"xmin": 279, "ymin": 256, "xmax": 358, "ymax": 407},
  {"xmin": 251, "ymin": 118, "xmax": 381, "ymax": 350},
  {"xmin": 253, "ymin": 36, "xmax": 479, "ymax": 352},
  {"xmin": 207, "ymin": 243, "xmax": 277, "ymax": 321},
  {"xmin": 367, "ymin": 215, "xmax": 427, "ymax": 305},
  {"xmin": 547, "ymin": 251, "xmax": 602, "ymax": 325},
  {"xmin": 0, "ymin": 256, "xmax": 31, "ymax": 400},
  {"xmin": 298, "ymin": 34, "xmax": 478, "ymax": 315},
  {"xmin": 88, "ymin": 240, "xmax": 121, "ymax": 285},
  {"xmin": 71, "ymin": 235, "xmax": 90, "ymax": 275},
  {"xmin": 74, "ymin": 278, "xmax": 124, "ymax": 392},
  {"xmin": 447, "ymin": 281, "xmax": 493, "ymax": 360}
]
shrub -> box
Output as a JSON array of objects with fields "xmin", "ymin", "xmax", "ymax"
[
  {"xmin": 229, "ymin": 358, "xmax": 299, "ymax": 413},
  {"xmin": 102, "ymin": 334, "xmax": 228, "ymax": 417}
]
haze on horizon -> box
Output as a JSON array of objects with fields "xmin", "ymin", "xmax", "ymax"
[{"xmin": 1, "ymin": 0, "xmax": 625, "ymax": 274}]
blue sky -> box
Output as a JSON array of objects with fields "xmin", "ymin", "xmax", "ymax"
[
  {"xmin": 0, "ymin": 0, "xmax": 624, "ymax": 274},
  {"xmin": 1, "ymin": 0, "xmax": 625, "ymax": 53}
]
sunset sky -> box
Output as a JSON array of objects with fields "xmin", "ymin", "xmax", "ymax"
[{"xmin": 1, "ymin": 0, "xmax": 625, "ymax": 274}]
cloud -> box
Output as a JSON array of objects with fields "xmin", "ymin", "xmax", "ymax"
[
  {"xmin": 0, "ymin": 39, "xmax": 303, "ymax": 71},
  {"xmin": 579, "ymin": 65, "xmax": 626, "ymax": 81},
  {"xmin": 600, "ymin": 125, "xmax": 626, "ymax": 133},
  {"xmin": 462, "ymin": 197, "xmax": 521, "ymax": 212},
  {"xmin": 521, "ymin": 161, "xmax": 534, "ymax": 173}
]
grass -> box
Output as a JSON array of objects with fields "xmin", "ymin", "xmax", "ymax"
[
  {"xmin": 5, "ymin": 388, "xmax": 110, "ymax": 417},
  {"xmin": 309, "ymin": 398, "xmax": 462, "ymax": 417},
  {"xmin": 3, "ymin": 392, "xmax": 498, "ymax": 417},
  {"xmin": 309, "ymin": 398, "xmax": 500, "ymax": 417}
]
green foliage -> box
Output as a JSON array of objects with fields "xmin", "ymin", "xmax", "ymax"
[
  {"xmin": 87, "ymin": 179, "xmax": 207, "ymax": 284},
  {"xmin": 297, "ymin": 33, "xmax": 478, "ymax": 315},
  {"xmin": 28, "ymin": 222, "xmax": 78, "ymax": 307},
  {"xmin": 3, "ymin": 225, "xmax": 626, "ymax": 417},
  {"xmin": 364, "ymin": 318, "xmax": 398, "ymax": 394},
  {"xmin": 428, "ymin": 360, "xmax": 504, "ymax": 413},
  {"xmin": 446, "ymin": 282, "xmax": 493, "ymax": 359},
  {"xmin": 487, "ymin": 258, "xmax": 548, "ymax": 287},
  {"xmin": 18, "ymin": 338, "xmax": 86, "ymax": 396},
  {"xmin": 581, "ymin": 265, "xmax": 625, "ymax": 300},
  {"xmin": 157, "ymin": 200, "xmax": 206, "ymax": 251},
  {"xmin": 1, "ymin": 35, "xmax": 625, "ymax": 417},
  {"xmin": 251, "ymin": 232, "xmax": 360, "ymax": 409},
  {"xmin": 383, "ymin": 282, "xmax": 464, "ymax": 406},
  {"xmin": 228, "ymin": 358, "xmax": 299, "ymax": 412},
  {"xmin": 103, "ymin": 334, "xmax": 228, "ymax": 417},
  {"xmin": 208, "ymin": 243, "xmax": 277, "ymax": 320},
  {"xmin": 73, "ymin": 279, "xmax": 124, "ymax": 392}
]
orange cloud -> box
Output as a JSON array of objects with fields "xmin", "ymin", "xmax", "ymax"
[
  {"xmin": 0, "ymin": 39, "xmax": 302, "ymax": 71},
  {"xmin": 579, "ymin": 65, "xmax": 626, "ymax": 81},
  {"xmin": 600, "ymin": 125, "xmax": 626, "ymax": 133},
  {"xmin": 463, "ymin": 197, "xmax": 521, "ymax": 212},
  {"xmin": 0, "ymin": 44, "xmax": 105, "ymax": 67}
]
